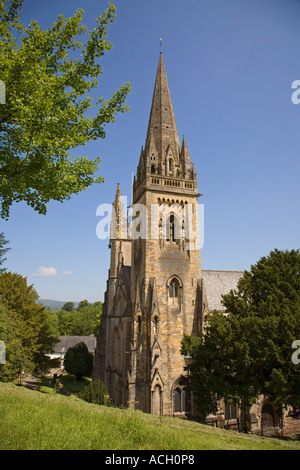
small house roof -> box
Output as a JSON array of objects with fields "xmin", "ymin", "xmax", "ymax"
[{"xmin": 53, "ymin": 335, "xmax": 97, "ymax": 355}]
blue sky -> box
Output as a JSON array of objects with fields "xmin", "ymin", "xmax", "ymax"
[{"xmin": 2, "ymin": 0, "xmax": 300, "ymax": 302}]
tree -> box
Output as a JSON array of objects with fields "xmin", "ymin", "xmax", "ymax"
[
  {"xmin": 47, "ymin": 301, "xmax": 102, "ymax": 335},
  {"xmin": 64, "ymin": 342, "xmax": 93, "ymax": 381},
  {"xmin": 77, "ymin": 379, "xmax": 113, "ymax": 406},
  {"xmin": 0, "ymin": 1, "xmax": 131, "ymax": 219},
  {"xmin": 73, "ymin": 302, "xmax": 102, "ymax": 336},
  {"xmin": 182, "ymin": 249, "xmax": 300, "ymax": 430},
  {"xmin": 0, "ymin": 272, "xmax": 59, "ymax": 381},
  {"xmin": 77, "ymin": 299, "xmax": 91, "ymax": 311},
  {"xmin": 61, "ymin": 301, "xmax": 75, "ymax": 312},
  {"xmin": 0, "ymin": 232, "xmax": 10, "ymax": 272},
  {"xmin": 0, "ymin": 304, "xmax": 28, "ymax": 382},
  {"xmin": 56, "ymin": 309, "xmax": 76, "ymax": 335}
]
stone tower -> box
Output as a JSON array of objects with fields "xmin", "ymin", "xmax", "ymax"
[
  {"xmin": 94, "ymin": 52, "xmax": 203, "ymax": 417},
  {"xmin": 129, "ymin": 52, "xmax": 202, "ymax": 415}
]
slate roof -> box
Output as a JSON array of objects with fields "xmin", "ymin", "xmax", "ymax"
[
  {"xmin": 53, "ymin": 335, "xmax": 97, "ymax": 355},
  {"xmin": 202, "ymin": 270, "xmax": 244, "ymax": 312}
]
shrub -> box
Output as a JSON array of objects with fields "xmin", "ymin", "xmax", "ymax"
[{"xmin": 77, "ymin": 379, "xmax": 113, "ymax": 406}]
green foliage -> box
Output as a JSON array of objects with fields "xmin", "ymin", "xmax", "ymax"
[
  {"xmin": 64, "ymin": 342, "xmax": 93, "ymax": 380},
  {"xmin": 0, "ymin": 272, "xmax": 59, "ymax": 381},
  {"xmin": 77, "ymin": 379, "xmax": 113, "ymax": 406},
  {"xmin": 183, "ymin": 249, "xmax": 300, "ymax": 421},
  {"xmin": 0, "ymin": 0, "xmax": 131, "ymax": 219},
  {"xmin": 46, "ymin": 301, "xmax": 102, "ymax": 336},
  {"xmin": 0, "ymin": 232, "xmax": 10, "ymax": 272},
  {"xmin": 61, "ymin": 301, "xmax": 75, "ymax": 312},
  {"xmin": 77, "ymin": 299, "xmax": 90, "ymax": 311}
]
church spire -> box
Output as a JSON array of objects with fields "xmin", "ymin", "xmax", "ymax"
[{"xmin": 145, "ymin": 52, "xmax": 181, "ymax": 162}]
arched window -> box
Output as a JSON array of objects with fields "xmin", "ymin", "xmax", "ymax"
[
  {"xmin": 167, "ymin": 276, "xmax": 183, "ymax": 307},
  {"xmin": 181, "ymin": 388, "xmax": 189, "ymax": 412},
  {"xmin": 151, "ymin": 164, "xmax": 156, "ymax": 174},
  {"xmin": 166, "ymin": 213, "xmax": 180, "ymax": 242},
  {"xmin": 169, "ymin": 158, "xmax": 173, "ymax": 173},
  {"xmin": 174, "ymin": 388, "xmax": 181, "ymax": 413},
  {"xmin": 173, "ymin": 383, "xmax": 190, "ymax": 413},
  {"xmin": 169, "ymin": 278, "xmax": 179, "ymax": 298}
]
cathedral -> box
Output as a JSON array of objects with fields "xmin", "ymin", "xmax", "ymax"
[
  {"xmin": 93, "ymin": 51, "xmax": 244, "ymax": 419},
  {"xmin": 93, "ymin": 53, "xmax": 300, "ymax": 435},
  {"xmin": 93, "ymin": 52, "xmax": 300, "ymax": 436}
]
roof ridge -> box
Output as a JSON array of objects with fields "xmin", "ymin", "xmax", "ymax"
[{"xmin": 202, "ymin": 269, "xmax": 244, "ymax": 273}]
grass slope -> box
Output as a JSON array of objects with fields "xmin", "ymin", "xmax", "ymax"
[{"xmin": 0, "ymin": 382, "xmax": 300, "ymax": 450}]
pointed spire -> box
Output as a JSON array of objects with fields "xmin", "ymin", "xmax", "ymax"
[
  {"xmin": 181, "ymin": 135, "xmax": 191, "ymax": 162},
  {"xmin": 145, "ymin": 53, "xmax": 181, "ymax": 162},
  {"xmin": 111, "ymin": 182, "xmax": 126, "ymax": 239},
  {"xmin": 115, "ymin": 182, "xmax": 121, "ymax": 199},
  {"xmin": 180, "ymin": 135, "xmax": 193, "ymax": 179}
]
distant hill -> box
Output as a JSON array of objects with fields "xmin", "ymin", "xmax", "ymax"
[{"xmin": 36, "ymin": 299, "xmax": 79, "ymax": 310}]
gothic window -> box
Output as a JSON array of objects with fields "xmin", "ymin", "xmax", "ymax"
[
  {"xmin": 225, "ymin": 400, "xmax": 237, "ymax": 420},
  {"xmin": 169, "ymin": 158, "xmax": 173, "ymax": 173},
  {"xmin": 151, "ymin": 164, "xmax": 156, "ymax": 174},
  {"xmin": 167, "ymin": 276, "xmax": 183, "ymax": 307},
  {"xmin": 174, "ymin": 388, "xmax": 181, "ymax": 413},
  {"xmin": 169, "ymin": 278, "xmax": 179, "ymax": 298},
  {"xmin": 173, "ymin": 383, "xmax": 190, "ymax": 413},
  {"xmin": 170, "ymin": 214, "xmax": 175, "ymax": 242},
  {"xmin": 181, "ymin": 388, "xmax": 189, "ymax": 412},
  {"xmin": 166, "ymin": 213, "xmax": 180, "ymax": 242}
]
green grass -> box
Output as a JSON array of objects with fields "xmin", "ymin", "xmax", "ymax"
[
  {"xmin": 39, "ymin": 374, "xmax": 88, "ymax": 395},
  {"xmin": 1, "ymin": 382, "xmax": 300, "ymax": 450}
]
